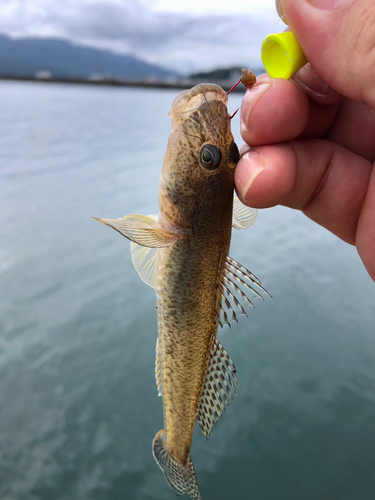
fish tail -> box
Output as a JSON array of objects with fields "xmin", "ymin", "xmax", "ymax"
[{"xmin": 152, "ymin": 430, "xmax": 202, "ymax": 500}]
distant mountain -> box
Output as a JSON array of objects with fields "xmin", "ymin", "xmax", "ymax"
[{"xmin": 0, "ymin": 34, "xmax": 180, "ymax": 80}]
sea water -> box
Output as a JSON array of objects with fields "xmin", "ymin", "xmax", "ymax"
[{"xmin": 1, "ymin": 80, "xmax": 375, "ymax": 500}]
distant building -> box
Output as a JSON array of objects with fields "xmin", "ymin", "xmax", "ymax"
[
  {"xmin": 165, "ymin": 76, "xmax": 178, "ymax": 84},
  {"xmin": 34, "ymin": 70, "xmax": 52, "ymax": 79},
  {"xmin": 143, "ymin": 76, "xmax": 159, "ymax": 83},
  {"xmin": 229, "ymin": 68, "xmax": 242, "ymax": 85},
  {"xmin": 89, "ymin": 73, "xmax": 104, "ymax": 81}
]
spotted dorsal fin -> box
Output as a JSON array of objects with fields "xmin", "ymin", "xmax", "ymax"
[
  {"xmin": 197, "ymin": 337, "xmax": 239, "ymax": 439},
  {"xmin": 216, "ymin": 255, "xmax": 271, "ymax": 328},
  {"xmin": 232, "ymin": 196, "xmax": 257, "ymax": 230}
]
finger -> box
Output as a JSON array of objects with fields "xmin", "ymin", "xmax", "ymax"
[
  {"xmin": 240, "ymin": 75, "xmax": 309, "ymax": 146},
  {"xmin": 279, "ymin": 0, "xmax": 375, "ymax": 108},
  {"xmin": 292, "ymin": 63, "xmax": 343, "ymax": 105},
  {"xmin": 243, "ymin": 69, "xmax": 375, "ymax": 158},
  {"xmin": 236, "ymin": 143, "xmax": 296, "ymax": 208},
  {"xmin": 292, "ymin": 58, "xmax": 375, "ymax": 162},
  {"xmin": 235, "ymin": 139, "xmax": 373, "ymax": 247},
  {"xmin": 240, "ymin": 74, "xmax": 344, "ymax": 146},
  {"xmin": 326, "ymin": 98, "xmax": 375, "ymax": 162},
  {"xmin": 299, "ymin": 98, "xmax": 341, "ymax": 138},
  {"xmin": 241, "ymin": 72, "xmax": 375, "ymax": 159},
  {"xmin": 356, "ymin": 165, "xmax": 375, "ymax": 280}
]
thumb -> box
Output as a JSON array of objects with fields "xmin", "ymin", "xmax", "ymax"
[{"xmin": 278, "ymin": 0, "xmax": 375, "ymax": 108}]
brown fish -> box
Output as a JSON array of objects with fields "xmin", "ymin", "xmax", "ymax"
[{"xmin": 93, "ymin": 83, "xmax": 269, "ymax": 499}]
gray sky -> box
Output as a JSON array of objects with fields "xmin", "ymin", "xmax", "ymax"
[{"xmin": 0, "ymin": 0, "xmax": 282, "ymax": 73}]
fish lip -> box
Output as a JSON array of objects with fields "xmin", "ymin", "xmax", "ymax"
[{"xmin": 168, "ymin": 83, "xmax": 228, "ymax": 130}]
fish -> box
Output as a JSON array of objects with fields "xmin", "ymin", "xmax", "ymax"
[{"xmin": 93, "ymin": 83, "xmax": 269, "ymax": 499}]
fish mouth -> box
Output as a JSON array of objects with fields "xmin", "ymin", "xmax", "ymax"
[{"xmin": 168, "ymin": 83, "xmax": 228, "ymax": 130}]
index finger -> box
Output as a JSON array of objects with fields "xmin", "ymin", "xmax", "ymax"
[{"xmin": 240, "ymin": 73, "xmax": 341, "ymax": 146}]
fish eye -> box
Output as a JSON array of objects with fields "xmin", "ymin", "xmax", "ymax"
[{"xmin": 199, "ymin": 144, "xmax": 222, "ymax": 171}]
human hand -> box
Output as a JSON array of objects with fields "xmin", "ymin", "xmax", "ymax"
[{"xmin": 235, "ymin": 0, "xmax": 375, "ymax": 280}]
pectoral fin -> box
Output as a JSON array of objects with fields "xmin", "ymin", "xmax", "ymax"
[
  {"xmin": 130, "ymin": 242, "xmax": 158, "ymax": 289},
  {"xmin": 197, "ymin": 337, "xmax": 238, "ymax": 439},
  {"xmin": 92, "ymin": 214, "xmax": 181, "ymax": 248},
  {"xmin": 232, "ymin": 196, "xmax": 257, "ymax": 230}
]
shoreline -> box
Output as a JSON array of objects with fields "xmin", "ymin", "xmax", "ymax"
[{"xmin": 0, "ymin": 74, "xmax": 246, "ymax": 93}]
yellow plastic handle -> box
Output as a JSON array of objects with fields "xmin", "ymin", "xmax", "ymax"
[{"xmin": 261, "ymin": 32, "xmax": 308, "ymax": 79}]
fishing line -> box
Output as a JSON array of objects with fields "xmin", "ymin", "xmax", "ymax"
[
  {"xmin": 227, "ymin": 14, "xmax": 286, "ymax": 96},
  {"xmin": 247, "ymin": 15, "xmax": 286, "ymax": 74}
]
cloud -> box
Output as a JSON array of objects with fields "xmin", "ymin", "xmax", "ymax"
[{"xmin": 0, "ymin": 0, "xmax": 280, "ymax": 72}]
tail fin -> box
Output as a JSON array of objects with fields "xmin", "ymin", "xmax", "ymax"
[{"xmin": 152, "ymin": 430, "xmax": 202, "ymax": 499}]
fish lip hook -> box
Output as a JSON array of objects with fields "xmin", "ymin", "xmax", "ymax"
[
  {"xmin": 230, "ymin": 108, "xmax": 239, "ymax": 120},
  {"xmin": 226, "ymin": 78, "xmax": 242, "ymax": 96}
]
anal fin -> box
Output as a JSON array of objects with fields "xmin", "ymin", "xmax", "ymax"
[{"xmin": 197, "ymin": 337, "xmax": 238, "ymax": 439}]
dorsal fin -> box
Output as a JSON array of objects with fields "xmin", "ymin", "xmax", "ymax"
[
  {"xmin": 155, "ymin": 337, "xmax": 162, "ymax": 396},
  {"xmin": 232, "ymin": 196, "xmax": 257, "ymax": 230},
  {"xmin": 197, "ymin": 337, "xmax": 238, "ymax": 439},
  {"xmin": 216, "ymin": 255, "xmax": 271, "ymax": 328}
]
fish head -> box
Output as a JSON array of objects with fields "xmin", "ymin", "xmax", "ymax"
[{"xmin": 159, "ymin": 84, "xmax": 240, "ymax": 230}]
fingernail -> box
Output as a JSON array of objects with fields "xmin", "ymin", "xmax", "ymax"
[
  {"xmin": 241, "ymin": 79, "xmax": 273, "ymax": 128},
  {"xmin": 236, "ymin": 150, "xmax": 266, "ymax": 200},
  {"xmin": 306, "ymin": 0, "xmax": 348, "ymax": 10},
  {"xmin": 293, "ymin": 63, "xmax": 329, "ymax": 97}
]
